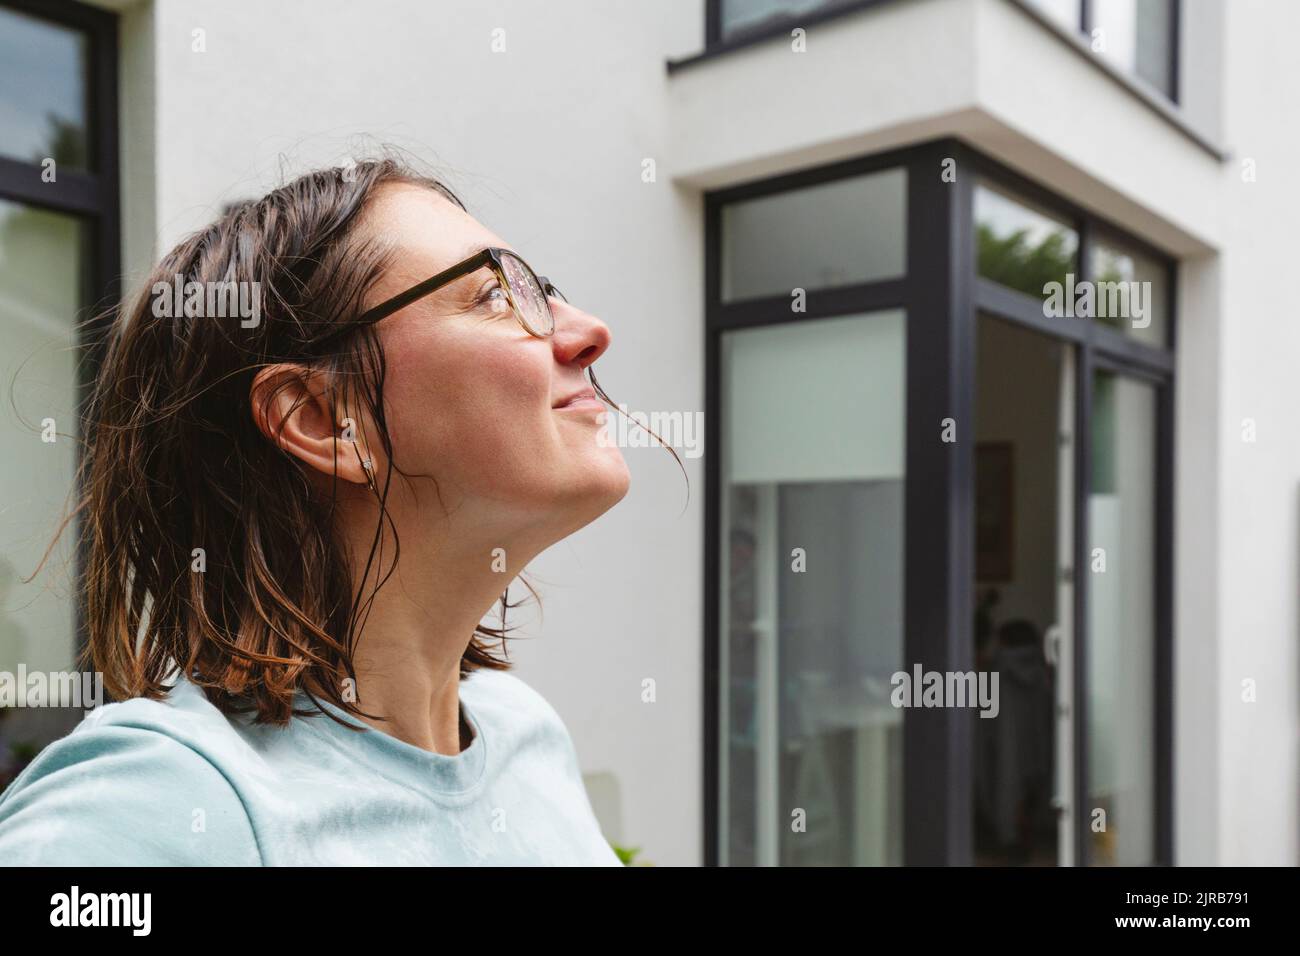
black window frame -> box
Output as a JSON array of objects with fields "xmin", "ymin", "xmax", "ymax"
[
  {"xmin": 0, "ymin": 0, "xmax": 121, "ymax": 701},
  {"xmin": 1079, "ymin": 0, "xmax": 1181, "ymax": 104},
  {"xmin": 704, "ymin": 0, "xmax": 888, "ymax": 49},
  {"xmin": 704, "ymin": 137, "xmax": 1175, "ymax": 866},
  {"xmin": 678, "ymin": 0, "xmax": 1185, "ymax": 117}
]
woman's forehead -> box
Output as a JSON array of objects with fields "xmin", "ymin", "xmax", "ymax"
[{"xmin": 366, "ymin": 181, "xmax": 512, "ymax": 269}]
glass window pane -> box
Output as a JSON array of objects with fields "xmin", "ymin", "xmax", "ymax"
[
  {"xmin": 719, "ymin": 0, "xmax": 851, "ymax": 40},
  {"xmin": 1088, "ymin": 235, "xmax": 1169, "ymax": 347},
  {"xmin": 1087, "ymin": 371, "xmax": 1157, "ymax": 865},
  {"xmin": 973, "ymin": 314, "xmax": 1075, "ymax": 865},
  {"xmin": 0, "ymin": 7, "xmax": 91, "ymax": 170},
  {"xmin": 1024, "ymin": 0, "xmax": 1082, "ymax": 31},
  {"xmin": 1092, "ymin": 0, "xmax": 1176, "ymax": 98},
  {"xmin": 720, "ymin": 309, "xmax": 905, "ymax": 865},
  {"xmin": 0, "ymin": 199, "xmax": 89, "ymax": 779},
  {"xmin": 975, "ymin": 180, "xmax": 1079, "ymax": 300},
  {"xmin": 721, "ymin": 168, "xmax": 906, "ymax": 302}
]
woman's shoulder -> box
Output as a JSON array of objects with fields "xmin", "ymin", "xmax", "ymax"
[
  {"xmin": 0, "ymin": 680, "xmax": 262, "ymax": 866},
  {"xmin": 460, "ymin": 667, "xmax": 588, "ymax": 768},
  {"xmin": 461, "ymin": 667, "xmax": 572, "ymax": 736}
]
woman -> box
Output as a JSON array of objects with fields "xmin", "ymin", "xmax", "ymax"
[{"xmin": 0, "ymin": 156, "xmax": 658, "ymax": 865}]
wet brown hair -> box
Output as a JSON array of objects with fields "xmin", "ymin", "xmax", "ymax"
[{"xmin": 34, "ymin": 153, "xmax": 667, "ymax": 728}]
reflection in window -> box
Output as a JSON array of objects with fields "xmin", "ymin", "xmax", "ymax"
[
  {"xmin": 1092, "ymin": 0, "xmax": 1176, "ymax": 99},
  {"xmin": 721, "ymin": 168, "xmax": 906, "ymax": 302},
  {"xmin": 0, "ymin": 7, "xmax": 90, "ymax": 170},
  {"xmin": 719, "ymin": 0, "xmax": 854, "ymax": 40},
  {"xmin": 973, "ymin": 316, "xmax": 1074, "ymax": 866},
  {"xmin": 0, "ymin": 199, "xmax": 88, "ymax": 774},
  {"xmin": 1087, "ymin": 371, "xmax": 1157, "ymax": 865},
  {"xmin": 1089, "ymin": 236, "xmax": 1169, "ymax": 347},
  {"xmin": 721, "ymin": 310, "xmax": 906, "ymax": 865},
  {"xmin": 975, "ymin": 181, "xmax": 1079, "ymax": 301}
]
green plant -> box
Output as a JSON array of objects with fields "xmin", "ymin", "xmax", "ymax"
[{"xmin": 609, "ymin": 841, "xmax": 654, "ymax": 866}]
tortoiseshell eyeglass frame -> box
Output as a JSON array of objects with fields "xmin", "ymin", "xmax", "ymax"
[{"xmin": 308, "ymin": 246, "xmax": 565, "ymax": 352}]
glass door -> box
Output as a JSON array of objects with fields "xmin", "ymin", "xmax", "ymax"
[
  {"xmin": 718, "ymin": 309, "xmax": 906, "ymax": 866},
  {"xmin": 968, "ymin": 152, "xmax": 1174, "ymax": 865},
  {"xmin": 972, "ymin": 314, "xmax": 1075, "ymax": 865},
  {"xmin": 1085, "ymin": 368, "xmax": 1160, "ymax": 865}
]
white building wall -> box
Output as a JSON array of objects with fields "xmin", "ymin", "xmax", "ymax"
[{"xmin": 1214, "ymin": 0, "xmax": 1300, "ymax": 865}]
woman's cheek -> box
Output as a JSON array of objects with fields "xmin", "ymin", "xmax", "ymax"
[
  {"xmin": 381, "ymin": 325, "xmax": 553, "ymax": 475},
  {"xmin": 475, "ymin": 345, "xmax": 554, "ymax": 436}
]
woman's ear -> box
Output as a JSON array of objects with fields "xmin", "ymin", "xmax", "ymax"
[{"xmin": 249, "ymin": 364, "xmax": 372, "ymax": 487}]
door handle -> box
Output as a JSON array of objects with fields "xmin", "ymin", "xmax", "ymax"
[{"xmin": 1045, "ymin": 624, "xmax": 1061, "ymax": 666}]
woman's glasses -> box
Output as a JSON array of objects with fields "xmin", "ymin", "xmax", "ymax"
[{"xmin": 309, "ymin": 246, "xmax": 564, "ymax": 351}]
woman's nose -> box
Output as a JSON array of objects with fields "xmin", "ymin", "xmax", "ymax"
[{"xmin": 550, "ymin": 300, "xmax": 611, "ymax": 369}]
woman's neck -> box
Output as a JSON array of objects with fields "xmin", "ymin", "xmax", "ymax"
[{"xmin": 334, "ymin": 500, "xmax": 547, "ymax": 756}]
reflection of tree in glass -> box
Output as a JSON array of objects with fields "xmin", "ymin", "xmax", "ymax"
[
  {"xmin": 1090, "ymin": 253, "xmax": 1130, "ymax": 331},
  {"xmin": 30, "ymin": 112, "xmax": 87, "ymax": 169},
  {"xmin": 977, "ymin": 224, "xmax": 1074, "ymax": 301}
]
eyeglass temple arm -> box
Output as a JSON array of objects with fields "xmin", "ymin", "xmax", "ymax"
[{"xmin": 353, "ymin": 247, "xmax": 497, "ymax": 326}]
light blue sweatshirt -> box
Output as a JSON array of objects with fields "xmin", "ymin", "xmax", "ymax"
[{"xmin": 0, "ymin": 667, "xmax": 623, "ymax": 866}]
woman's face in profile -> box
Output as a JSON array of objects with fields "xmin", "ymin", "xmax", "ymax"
[{"xmin": 356, "ymin": 182, "xmax": 630, "ymax": 538}]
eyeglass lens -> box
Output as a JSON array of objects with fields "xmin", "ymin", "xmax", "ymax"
[{"xmin": 500, "ymin": 251, "xmax": 554, "ymax": 336}]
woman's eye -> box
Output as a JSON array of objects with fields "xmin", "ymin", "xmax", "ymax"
[{"xmin": 475, "ymin": 281, "xmax": 510, "ymax": 313}]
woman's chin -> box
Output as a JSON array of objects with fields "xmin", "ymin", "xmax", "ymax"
[
  {"xmin": 583, "ymin": 449, "xmax": 631, "ymax": 504},
  {"xmin": 559, "ymin": 450, "xmax": 631, "ymax": 520}
]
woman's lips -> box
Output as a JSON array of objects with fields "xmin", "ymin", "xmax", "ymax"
[{"xmin": 553, "ymin": 390, "xmax": 602, "ymax": 410}]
